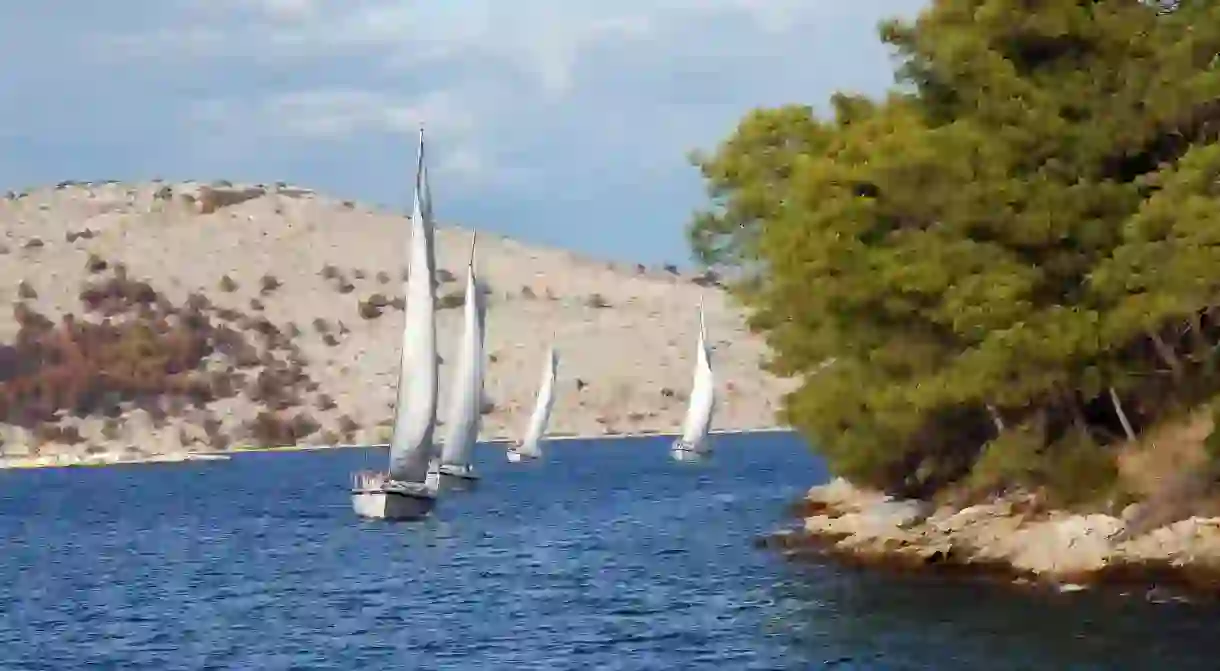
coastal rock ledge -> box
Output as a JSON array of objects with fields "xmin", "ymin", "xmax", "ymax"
[{"xmin": 763, "ymin": 478, "xmax": 1220, "ymax": 594}]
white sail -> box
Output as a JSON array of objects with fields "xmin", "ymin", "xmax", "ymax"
[
  {"xmin": 515, "ymin": 345, "xmax": 558, "ymax": 459},
  {"xmin": 439, "ymin": 235, "xmax": 486, "ymax": 469},
  {"xmin": 677, "ymin": 302, "xmax": 715, "ymax": 451},
  {"xmin": 386, "ymin": 129, "xmax": 439, "ymax": 483}
]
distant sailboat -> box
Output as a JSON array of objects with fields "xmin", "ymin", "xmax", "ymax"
[
  {"xmin": 437, "ymin": 234, "xmax": 486, "ymax": 484},
  {"xmin": 508, "ymin": 345, "xmax": 558, "ymax": 462},
  {"xmin": 351, "ymin": 128, "xmax": 442, "ymax": 520},
  {"xmin": 671, "ymin": 301, "xmax": 715, "ymax": 462}
]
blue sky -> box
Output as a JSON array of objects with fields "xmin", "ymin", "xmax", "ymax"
[{"xmin": 0, "ymin": 0, "xmax": 926, "ymax": 266}]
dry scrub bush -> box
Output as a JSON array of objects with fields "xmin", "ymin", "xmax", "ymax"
[
  {"xmin": 197, "ymin": 185, "xmax": 265, "ymax": 214},
  {"xmin": 0, "ymin": 263, "xmax": 319, "ymax": 438},
  {"xmin": 244, "ymin": 411, "xmax": 320, "ymax": 447}
]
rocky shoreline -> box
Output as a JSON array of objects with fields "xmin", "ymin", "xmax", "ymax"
[
  {"xmin": 763, "ymin": 478, "xmax": 1220, "ymax": 596},
  {"xmin": 0, "ymin": 451, "xmax": 231, "ymax": 469},
  {"xmin": 0, "ymin": 428, "xmax": 794, "ymax": 470}
]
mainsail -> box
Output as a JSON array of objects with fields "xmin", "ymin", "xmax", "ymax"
[
  {"xmin": 677, "ymin": 301, "xmax": 715, "ymax": 451},
  {"xmin": 516, "ymin": 345, "xmax": 558, "ymax": 458},
  {"xmin": 386, "ymin": 129, "xmax": 440, "ymax": 483},
  {"xmin": 439, "ymin": 235, "xmax": 486, "ymax": 469}
]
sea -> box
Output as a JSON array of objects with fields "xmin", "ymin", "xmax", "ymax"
[{"xmin": 2, "ymin": 431, "xmax": 1220, "ymax": 670}]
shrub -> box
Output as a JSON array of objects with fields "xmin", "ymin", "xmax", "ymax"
[
  {"xmin": 337, "ymin": 414, "xmax": 359, "ymax": 441},
  {"xmin": 218, "ymin": 275, "xmax": 238, "ymax": 292},
  {"xmin": 438, "ymin": 291, "xmax": 464, "ymax": 309},
  {"xmin": 358, "ymin": 295, "xmax": 385, "ymax": 319},
  {"xmin": 185, "ymin": 292, "xmax": 211, "ymax": 312},
  {"xmin": 198, "ymin": 185, "xmax": 264, "ymax": 214},
  {"xmin": 214, "ymin": 307, "xmax": 242, "ymax": 322},
  {"xmin": 0, "ymin": 265, "xmax": 319, "ymax": 446},
  {"xmin": 84, "ymin": 254, "xmax": 108, "ymax": 274},
  {"xmin": 691, "ymin": 270, "xmax": 722, "ymax": 287},
  {"xmin": 259, "ymin": 274, "xmax": 281, "ymax": 295}
]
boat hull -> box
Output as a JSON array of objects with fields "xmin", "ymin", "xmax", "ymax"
[
  {"xmin": 670, "ymin": 439, "xmax": 710, "ymax": 463},
  {"xmin": 437, "ymin": 463, "xmax": 479, "ymax": 480},
  {"xmin": 350, "ymin": 473, "xmax": 437, "ymax": 520},
  {"xmin": 506, "ymin": 448, "xmax": 538, "ymax": 463},
  {"xmin": 436, "ymin": 463, "xmax": 480, "ymax": 491}
]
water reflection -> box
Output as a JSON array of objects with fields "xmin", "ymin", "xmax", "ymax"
[{"xmin": 769, "ymin": 562, "xmax": 1220, "ymax": 670}]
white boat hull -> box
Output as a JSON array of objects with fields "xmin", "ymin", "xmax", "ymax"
[
  {"xmin": 437, "ymin": 463, "xmax": 480, "ymax": 480},
  {"xmin": 670, "ymin": 439, "xmax": 710, "ymax": 463},
  {"xmin": 351, "ymin": 475, "xmax": 437, "ymax": 520},
  {"xmin": 436, "ymin": 463, "xmax": 480, "ymax": 491},
  {"xmin": 506, "ymin": 448, "xmax": 537, "ymax": 463}
]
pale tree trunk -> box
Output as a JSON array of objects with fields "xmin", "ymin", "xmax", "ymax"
[
  {"xmin": 1109, "ymin": 387, "xmax": 1137, "ymax": 442},
  {"xmin": 985, "ymin": 403, "xmax": 1004, "ymax": 434},
  {"xmin": 1147, "ymin": 330, "xmax": 1184, "ymax": 379},
  {"xmin": 1188, "ymin": 311, "xmax": 1208, "ymax": 360}
]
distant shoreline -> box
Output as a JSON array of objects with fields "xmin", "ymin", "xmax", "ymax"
[
  {"xmin": 0, "ymin": 427, "xmax": 795, "ymax": 471},
  {"xmin": 219, "ymin": 426, "xmax": 795, "ymax": 453}
]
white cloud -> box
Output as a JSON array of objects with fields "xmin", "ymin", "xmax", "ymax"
[
  {"xmin": 190, "ymin": 88, "xmax": 476, "ymax": 137},
  {"xmin": 187, "ymin": 87, "xmax": 494, "ymax": 184},
  {"xmin": 2, "ymin": 0, "xmax": 928, "ymax": 262},
  {"xmin": 256, "ymin": 0, "xmax": 317, "ymax": 21},
  {"xmin": 99, "ymin": 2, "xmax": 789, "ymax": 95},
  {"xmin": 149, "ymin": 0, "xmax": 924, "ymax": 188}
]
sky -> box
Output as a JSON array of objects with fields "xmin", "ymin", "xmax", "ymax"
[{"xmin": 0, "ymin": 0, "xmax": 927, "ymax": 266}]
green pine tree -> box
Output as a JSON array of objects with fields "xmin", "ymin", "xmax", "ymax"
[{"xmin": 691, "ymin": 0, "xmax": 1220, "ymax": 503}]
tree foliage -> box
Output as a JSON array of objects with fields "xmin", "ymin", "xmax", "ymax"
[{"xmin": 691, "ymin": 0, "xmax": 1220, "ymax": 501}]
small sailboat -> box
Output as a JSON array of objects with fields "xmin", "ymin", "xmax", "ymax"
[
  {"xmin": 671, "ymin": 301, "xmax": 715, "ymax": 462},
  {"xmin": 436, "ymin": 234, "xmax": 486, "ymax": 485},
  {"xmin": 351, "ymin": 128, "xmax": 442, "ymax": 520},
  {"xmin": 508, "ymin": 345, "xmax": 558, "ymax": 462}
]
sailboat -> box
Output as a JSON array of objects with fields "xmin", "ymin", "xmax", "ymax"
[
  {"xmin": 671, "ymin": 300, "xmax": 715, "ymax": 462},
  {"xmin": 436, "ymin": 234, "xmax": 486, "ymax": 484},
  {"xmin": 351, "ymin": 128, "xmax": 442, "ymax": 520},
  {"xmin": 507, "ymin": 345, "xmax": 558, "ymax": 462}
]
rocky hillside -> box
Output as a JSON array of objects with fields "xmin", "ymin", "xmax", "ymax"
[{"xmin": 0, "ymin": 180, "xmax": 790, "ymax": 460}]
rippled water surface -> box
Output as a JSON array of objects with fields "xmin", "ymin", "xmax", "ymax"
[{"xmin": 3, "ymin": 432, "xmax": 1220, "ymax": 670}]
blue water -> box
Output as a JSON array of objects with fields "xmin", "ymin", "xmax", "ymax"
[{"xmin": 2, "ymin": 432, "xmax": 1220, "ymax": 670}]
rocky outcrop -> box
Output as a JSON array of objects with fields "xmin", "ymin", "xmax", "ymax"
[{"xmin": 765, "ymin": 478, "xmax": 1220, "ymax": 593}]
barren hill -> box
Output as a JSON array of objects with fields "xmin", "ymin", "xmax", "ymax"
[{"xmin": 0, "ymin": 180, "xmax": 790, "ymax": 461}]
